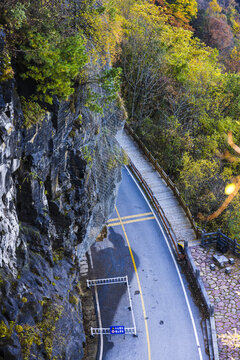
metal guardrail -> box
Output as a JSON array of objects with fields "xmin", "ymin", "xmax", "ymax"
[
  {"xmin": 91, "ymin": 327, "xmax": 136, "ymax": 336},
  {"xmin": 128, "ymin": 159, "xmax": 184, "ymax": 260},
  {"xmin": 88, "ymin": 276, "xmax": 137, "ymax": 337},
  {"xmin": 87, "ymin": 276, "xmax": 128, "ymax": 287},
  {"xmin": 124, "ymin": 123, "xmax": 201, "ymax": 239},
  {"xmin": 201, "ymin": 229, "xmax": 240, "ymax": 256}
]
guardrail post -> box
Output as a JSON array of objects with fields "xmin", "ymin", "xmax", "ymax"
[
  {"xmin": 195, "ymin": 269, "xmax": 200, "ymax": 279},
  {"xmin": 201, "ymin": 230, "xmax": 206, "ymax": 247},
  {"xmin": 234, "ymin": 239, "xmax": 237, "ymax": 255},
  {"xmin": 209, "ymin": 304, "xmax": 214, "ymax": 316},
  {"xmin": 196, "ymin": 227, "xmax": 201, "ymax": 240},
  {"xmin": 184, "ymin": 240, "xmax": 188, "ymax": 254}
]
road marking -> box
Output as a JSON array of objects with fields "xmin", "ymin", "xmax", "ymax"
[
  {"xmin": 115, "ymin": 206, "xmax": 151, "ymax": 360},
  {"xmin": 108, "ymin": 212, "xmax": 153, "ymax": 223},
  {"xmin": 107, "ymin": 216, "xmax": 155, "ymax": 227},
  {"xmin": 126, "ymin": 166, "xmax": 204, "ymax": 360}
]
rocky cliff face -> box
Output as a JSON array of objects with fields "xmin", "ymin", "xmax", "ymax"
[{"xmin": 0, "ymin": 41, "xmax": 125, "ymax": 358}]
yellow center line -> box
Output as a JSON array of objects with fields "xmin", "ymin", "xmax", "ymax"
[
  {"xmin": 108, "ymin": 212, "xmax": 153, "ymax": 223},
  {"xmin": 107, "ymin": 216, "xmax": 155, "ymax": 227},
  {"xmin": 115, "ymin": 206, "xmax": 151, "ymax": 360}
]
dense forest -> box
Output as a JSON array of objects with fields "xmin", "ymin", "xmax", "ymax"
[
  {"xmin": 1, "ymin": 0, "xmax": 240, "ymax": 239},
  {"xmin": 116, "ymin": 0, "xmax": 240, "ymax": 239}
]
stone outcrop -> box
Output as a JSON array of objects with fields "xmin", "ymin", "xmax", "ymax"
[
  {"xmin": 0, "ymin": 34, "xmax": 125, "ymax": 359},
  {"xmin": 0, "ymin": 80, "xmax": 21, "ymax": 273}
]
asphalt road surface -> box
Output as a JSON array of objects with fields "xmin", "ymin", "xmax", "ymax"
[{"xmin": 90, "ymin": 167, "xmax": 209, "ymax": 360}]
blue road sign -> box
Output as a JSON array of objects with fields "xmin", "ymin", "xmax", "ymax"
[{"xmin": 110, "ymin": 326, "xmax": 125, "ymax": 335}]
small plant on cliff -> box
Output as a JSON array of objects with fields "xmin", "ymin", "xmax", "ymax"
[
  {"xmin": 100, "ymin": 67, "xmax": 122, "ymax": 104},
  {"xmin": 0, "ymin": 320, "xmax": 15, "ymax": 338},
  {"xmin": 69, "ymin": 294, "xmax": 79, "ymax": 306},
  {"xmin": 0, "ymin": 321, "xmax": 8, "ymax": 338},
  {"xmin": 84, "ymin": 67, "xmax": 122, "ymax": 114},
  {"xmin": 21, "ymin": 97, "xmax": 46, "ymax": 129},
  {"xmin": 0, "ymin": 48, "xmax": 14, "ymax": 82},
  {"xmin": 85, "ymin": 89, "xmax": 104, "ymax": 114},
  {"xmin": 9, "ymin": 3, "xmax": 28, "ymax": 30},
  {"xmin": 81, "ymin": 145, "xmax": 93, "ymax": 165},
  {"xmin": 17, "ymin": 300, "xmax": 64, "ymax": 359},
  {"xmin": 121, "ymin": 149, "xmax": 129, "ymax": 165},
  {"xmin": 52, "ymin": 248, "xmax": 64, "ymax": 263},
  {"xmin": 37, "ymin": 301, "xmax": 64, "ymax": 359},
  {"xmin": 18, "ymin": 324, "xmax": 42, "ymax": 360},
  {"xmin": 107, "ymin": 155, "xmax": 118, "ymax": 170},
  {"xmin": 15, "ymin": 325, "xmax": 23, "ymax": 333}
]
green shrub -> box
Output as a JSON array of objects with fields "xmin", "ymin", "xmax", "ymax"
[
  {"xmin": 21, "ymin": 32, "xmax": 88, "ymax": 104},
  {"xmin": 0, "ymin": 49, "xmax": 14, "ymax": 82},
  {"xmin": 69, "ymin": 295, "xmax": 79, "ymax": 306},
  {"xmin": 37, "ymin": 302, "xmax": 63, "ymax": 359},
  {"xmin": 21, "ymin": 97, "xmax": 45, "ymax": 129},
  {"xmin": 9, "ymin": 3, "xmax": 28, "ymax": 30},
  {"xmin": 0, "ymin": 321, "xmax": 8, "ymax": 338},
  {"xmin": 121, "ymin": 149, "xmax": 129, "ymax": 165},
  {"xmin": 18, "ymin": 324, "xmax": 41, "ymax": 360},
  {"xmin": 52, "ymin": 248, "xmax": 64, "ymax": 263},
  {"xmin": 100, "ymin": 67, "xmax": 122, "ymax": 104},
  {"xmin": 15, "ymin": 325, "xmax": 23, "ymax": 333},
  {"xmin": 0, "ymin": 320, "xmax": 15, "ymax": 338}
]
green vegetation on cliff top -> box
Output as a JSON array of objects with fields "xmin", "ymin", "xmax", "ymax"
[
  {"xmin": 0, "ymin": 0, "xmax": 121, "ymax": 105},
  {"xmin": 1, "ymin": 0, "xmax": 240, "ymax": 237}
]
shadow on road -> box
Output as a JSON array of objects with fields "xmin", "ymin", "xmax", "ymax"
[{"xmin": 90, "ymin": 226, "xmax": 140, "ymax": 358}]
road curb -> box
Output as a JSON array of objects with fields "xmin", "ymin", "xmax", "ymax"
[
  {"xmin": 80, "ymin": 254, "xmax": 98, "ymax": 360},
  {"xmin": 184, "ymin": 241, "xmax": 219, "ymax": 360}
]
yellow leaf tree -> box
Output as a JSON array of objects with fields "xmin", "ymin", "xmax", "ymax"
[{"xmin": 168, "ymin": 0, "xmax": 198, "ymax": 22}]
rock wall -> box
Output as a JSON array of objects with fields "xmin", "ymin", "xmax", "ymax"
[
  {"xmin": 0, "ymin": 81, "xmax": 21, "ymax": 273},
  {"xmin": 0, "ymin": 43, "xmax": 125, "ymax": 358}
]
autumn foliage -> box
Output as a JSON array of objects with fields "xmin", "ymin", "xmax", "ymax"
[{"xmin": 117, "ymin": 0, "xmax": 240, "ymax": 239}]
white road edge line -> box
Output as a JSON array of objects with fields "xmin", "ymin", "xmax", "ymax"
[
  {"xmin": 126, "ymin": 276, "xmax": 137, "ymax": 336},
  {"xmin": 126, "ymin": 166, "xmax": 204, "ymax": 360},
  {"xmin": 88, "ymin": 249, "xmax": 104, "ymax": 360}
]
